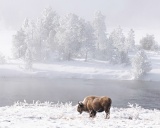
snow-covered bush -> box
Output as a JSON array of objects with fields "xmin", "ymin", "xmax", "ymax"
[
  {"xmin": 127, "ymin": 103, "xmax": 142, "ymax": 120},
  {"xmin": 131, "ymin": 50, "xmax": 152, "ymax": 79},
  {"xmin": 0, "ymin": 53, "xmax": 6, "ymax": 64}
]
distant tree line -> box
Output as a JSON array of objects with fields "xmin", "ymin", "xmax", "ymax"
[
  {"xmin": 12, "ymin": 7, "xmax": 159, "ymax": 79},
  {"xmin": 12, "ymin": 8, "xmax": 160, "ymax": 62}
]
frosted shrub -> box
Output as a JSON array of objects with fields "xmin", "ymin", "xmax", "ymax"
[
  {"xmin": 131, "ymin": 50, "xmax": 152, "ymax": 79},
  {"xmin": 127, "ymin": 103, "xmax": 141, "ymax": 120}
]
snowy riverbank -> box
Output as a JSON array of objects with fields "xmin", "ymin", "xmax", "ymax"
[
  {"xmin": 0, "ymin": 51, "xmax": 160, "ymax": 81},
  {"xmin": 0, "ymin": 101, "xmax": 160, "ymax": 128}
]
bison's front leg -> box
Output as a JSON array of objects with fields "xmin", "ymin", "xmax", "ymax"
[
  {"xmin": 89, "ymin": 110, "xmax": 96, "ymax": 118},
  {"xmin": 105, "ymin": 107, "xmax": 110, "ymax": 119}
]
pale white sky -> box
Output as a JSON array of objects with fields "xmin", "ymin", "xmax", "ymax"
[
  {"xmin": 0, "ymin": 0, "xmax": 160, "ymax": 30},
  {"xmin": 0, "ymin": 0, "xmax": 160, "ymax": 56}
]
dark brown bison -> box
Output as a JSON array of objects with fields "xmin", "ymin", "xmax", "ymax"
[{"xmin": 77, "ymin": 96, "xmax": 112, "ymax": 119}]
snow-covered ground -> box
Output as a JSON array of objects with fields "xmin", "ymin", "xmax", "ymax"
[
  {"xmin": 0, "ymin": 51, "xmax": 160, "ymax": 81},
  {"xmin": 0, "ymin": 101, "xmax": 160, "ymax": 128}
]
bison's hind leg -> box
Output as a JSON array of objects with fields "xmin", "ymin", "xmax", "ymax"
[
  {"xmin": 105, "ymin": 106, "xmax": 111, "ymax": 119},
  {"xmin": 105, "ymin": 113, "xmax": 110, "ymax": 119}
]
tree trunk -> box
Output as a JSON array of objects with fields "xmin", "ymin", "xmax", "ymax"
[
  {"xmin": 67, "ymin": 52, "xmax": 71, "ymax": 61},
  {"xmin": 85, "ymin": 51, "xmax": 88, "ymax": 62}
]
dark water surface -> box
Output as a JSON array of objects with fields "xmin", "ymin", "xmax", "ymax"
[{"xmin": 0, "ymin": 78, "xmax": 160, "ymax": 109}]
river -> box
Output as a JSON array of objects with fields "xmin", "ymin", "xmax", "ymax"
[{"xmin": 0, "ymin": 78, "xmax": 160, "ymax": 109}]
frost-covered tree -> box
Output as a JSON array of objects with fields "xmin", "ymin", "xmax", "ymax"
[
  {"xmin": 33, "ymin": 7, "xmax": 59, "ymax": 61},
  {"xmin": 22, "ymin": 18, "xmax": 36, "ymax": 44},
  {"xmin": 93, "ymin": 11, "xmax": 107, "ymax": 59},
  {"xmin": 22, "ymin": 18, "xmax": 36, "ymax": 56},
  {"xmin": 107, "ymin": 36, "xmax": 116, "ymax": 63},
  {"xmin": 40, "ymin": 8, "xmax": 59, "ymax": 61},
  {"xmin": 110, "ymin": 27, "xmax": 125, "ymax": 51},
  {"xmin": 109, "ymin": 27, "xmax": 128, "ymax": 64},
  {"xmin": 12, "ymin": 7, "xmax": 60, "ymax": 62},
  {"xmin": 33, "ymin": 18, "xmax": 44, "ymax": 61},
  {"xmin": 12, "ymin": 28, "xmax": 26, "ymax": 59},
  {"xmin": 131, "ymin": 50, "xmax": 152, "ymax": 79},
  {"xmin": 12, "ymin": 18, "xmax": 36, "ymax": 61},
  {"xmin": 55, "ymin": 13, "xmax": 83, "ymax": 60},
  {"xmin": 80, "ymin": 21, "xmax": 95, "ymax": 61},
  {"xmin": 126, "ymin": 29, "xmax": 135, "ymax": 51},
  {"xmin": 41, "ymin": 7, "xmax": 59, "ymax": 40},
  {"xmin": 140, "ymin": 34, "xmax": 156, "ymax": 50}
]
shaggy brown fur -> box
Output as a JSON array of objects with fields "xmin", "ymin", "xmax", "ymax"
[{"xmin": 77, "ymin": 96, "xmax": 112, "ymax": 119}]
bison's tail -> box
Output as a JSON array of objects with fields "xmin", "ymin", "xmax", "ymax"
[{"xmin": 105, "ymin": 97, "xmax": 112, "ymax": 119}]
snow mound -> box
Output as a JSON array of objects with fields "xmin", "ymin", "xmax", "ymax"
[{"xmin": 0, "ymin": 101, "xmax": 160, "ymax": 128}]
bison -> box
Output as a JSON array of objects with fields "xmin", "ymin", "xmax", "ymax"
[{"xmin": 77, "ymin": 96, "xmax": 112, "ymax": 119}]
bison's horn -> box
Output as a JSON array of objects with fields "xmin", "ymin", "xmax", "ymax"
[{"xmin": 78, "ymin": 101, "xmax": 83, "ymax": 106}]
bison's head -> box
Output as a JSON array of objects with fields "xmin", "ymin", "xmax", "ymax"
[{"xmin": 77, "ymin": 102, "xmax": 84, "ymax": 114}]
